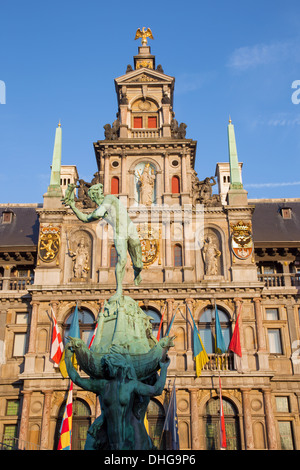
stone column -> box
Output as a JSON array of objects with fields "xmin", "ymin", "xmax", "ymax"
[
  {"xmin": 185, "ymin": 299, "xmax": 194, "ymax": 370},
  {"xmin": 263, "ymin": 389, "xmax": 277, "ymax": 450},
  {"xmin": 190, "ymin": 389, "xmax": 200, "ymax": 449},
  {"xmin": 181, "ymin": 151, "xmax": 187, "ymax": 193},
  {"xmin": 166, "ymin": 298, "xmax": 174, "ymax": 326},
  {"xmin": 19, "ymin": 390, "xmax": 32, "ymax": 447},
  {"xmin": 104, "ymin": 154, "xmax": 110, "ymax": 194},
  {"xmin": 121, "ymin": 151, "xmax": 127, "ymax": 195},
  {"xmin": 40, "ymin": 390, "xmax": 52, "ymax": 450},
  {"xmin": 241, "ymin": 388, "xmax": 255, "ymax": 449},
  {"xmin": 164, "ymin": 152, "xmax": 170, "ymax": 194},
  {"xmin": 254, "ymin": 298, "xmax": 269, "ymax": 370},
  {"xmin": 28, "ymin": 301, "xmax": 40, "ymax": 354}
]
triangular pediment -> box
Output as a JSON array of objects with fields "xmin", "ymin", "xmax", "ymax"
[{"xmin": 115, "ymin": 68, "xmax": 174, "ymax": 86}]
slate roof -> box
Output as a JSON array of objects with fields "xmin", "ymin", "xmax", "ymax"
[
  {"xmin": 0, "ymin": 205, "xmax": 40, "ymax": 248},
  {"xmin": 251, "ymin": 200, "xmax": 300, "ymax": 245}
]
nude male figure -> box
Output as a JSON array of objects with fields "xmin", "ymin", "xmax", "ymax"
[{"xmin": 63, "ymin": 183, "xmax": 143, "ymax": 301}]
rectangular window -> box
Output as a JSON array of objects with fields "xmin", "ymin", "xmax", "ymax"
[
  {"xmin": 276, "ymin": 396, "xmax": 290, "ymax": 412},
  {"xmin": 266, "ymin": 308, "xmax": 279, "ymax": 320},
  {"xmin": 278, "ymin": 421, "xmax": 294, "ymax": 450},
  {"xmin": 268, "ymin": 329, "xmax": 283, "ymax": 354},
  {"xmin": 133, "ymin": 117, "xmax": 143, "ymax": 128},
  {"xmin": 3, "ymin": 424, "xmax": 17, "ymax": 449},
  {"xmin": 148, "ymin": 116, "xmax": 157, "ymax": 128},
  {"xmin": 16, "ymin": 313, "xmax": 29, "ymax": 325},
  {"xmin": 13, "ymin": 333, "xmax": 27, "ymax": 356},
  {"xmin": 6, "ymin": 399, "xmax": 20, "ymax": 416}
]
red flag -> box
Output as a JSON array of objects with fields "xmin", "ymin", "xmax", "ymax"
[
  {"xmin": 57, "ymin": 382, "xmax": 73, "ymax": 450},
  {"xmin": 228, "ymin": 313, "xmax": 242, "ymax": 357},
  {"xmin": 50, "ymin": 307, "xmax": 64, "ymax": 365},
  {"xmin": 88, "ymin": 322, "xmax": 98, "ymax": 349},
  {"xmin": 219, "ymin": 376, "xmax": 227, "ymax": 449}
]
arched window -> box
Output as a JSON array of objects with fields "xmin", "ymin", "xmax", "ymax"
[
  {"xmin": 55, "ymin": 399, "xmax": 91, "ymax": 450},
  {"xmin": 110, "ymin": 245, "xmax": 118, "ymax": 267},
  {"xmin": 198, "ymin": 307, "xmax": 231, "ymax": 354},
  {"xmin": 172, "ymin": 175, "xmax": 180, "ymax": 194},
  {"xmin": 147, "ymin": 398, "xmax": 166, "ymax": 449},
  {"xmin": 111, "ymin": 176, "xmax": 119, "ymax": 195},
  {"xmin": 142, "ymin": 307, "xmax": 161, "ymax": 338},
  {"xmin": 63, "ymin": 308, "xmax": 95, "ymax": 346},
  {"xmin": 205, "ymin": 397, "xmax": 241, "ymax": 450},
  {"xmin": 174, "ymin": 244, "xmax": 183, "ymax": 267}
]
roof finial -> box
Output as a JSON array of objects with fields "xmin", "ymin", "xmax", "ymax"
[
  {"xmin": 134, "ymin": 27, "xmax": 154, "ymax": 46},
  {"xmin": 58, "ymin": 120, "xmax": 61, "ymax": 127},
  {"xmin": 229, "ymin": 115, "xmax": 232, "ymax": 124}
]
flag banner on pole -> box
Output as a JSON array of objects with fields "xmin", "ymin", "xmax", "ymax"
[
  {"xmin": 57, "ymin": 381, "xmax": 73, "ymax": 450},
  {"xmin": 215, "ymin": 305, "xmax": 227, "ymax": 354},
  {"xmin": 50, "ymin": 307, "xmax": 64, "ymax": 365},
  {"xmin": 59, "ymin": 304, "xmax": 80, "ymax": 378},
  {"xmin": 164, "ymin": 380, "xmax": 180, "ymax": 450},
  {"xmin": 219, "ymin": 376, "xmax": 227, "ymax": 450},
  {"xmin": 156, "ymin": 303, "xmax": 167, "ymax": 341},
  {"xmin": 187, "ymin": 304, "xmax": 209, "ymax": 375},
  {"xmin": 228, "ymin": 313, "xmax": 242, "ymax": 357}
]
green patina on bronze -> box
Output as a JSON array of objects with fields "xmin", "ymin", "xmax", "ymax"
[{"xmin": 62, "ymin": 184, "xmax": 173, "ymax": 450}]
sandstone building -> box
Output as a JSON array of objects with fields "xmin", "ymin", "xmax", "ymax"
[{"xmin": 0, "ymin": 37, "xmax": 300, "ymax": 451}]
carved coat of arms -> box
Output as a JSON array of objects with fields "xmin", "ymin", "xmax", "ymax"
[
  {"xmin": 38, "ymin": 225, "xmax": 61, "ymax": 263},
  {"xmin": 137, "ymin": 224, "xmax": 160, "ymax": 268},
  {"xmin": 230, "ymin": 221, "xmax": 253, "ymax": 260}
]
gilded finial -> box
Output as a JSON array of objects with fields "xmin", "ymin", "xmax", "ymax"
[
  {"xmin": 58, "ymin": 120, "xmax": 61, "ymax": 127},
  {"xmin": 134, "ymin": 27, "xmax": 154, "ymax": 46},
  {"xmin": 229, "ymin": 116, "xmax": 232, "ymax": 124}
]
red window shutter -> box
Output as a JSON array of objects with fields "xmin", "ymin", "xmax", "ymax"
[
  {"xmin": 148, "ymin": 116, "xmax": 157, "ymax": 128},
  {"xmin": 111, "ymin": 177, "xmax": 119, "ymax": 194},
  {"xmin": 133, "ymin": 117, "xmax": 143, "ymax": 128},
  {"xmin": 172, "ymin": 176, "xmax": 180, "ymax": 194}
]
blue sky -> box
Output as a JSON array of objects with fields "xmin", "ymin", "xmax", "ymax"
[{"xmin": 0, "ymin": 0, "xmax": 300, "ymax": 203}]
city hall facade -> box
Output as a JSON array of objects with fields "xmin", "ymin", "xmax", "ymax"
[{"xmin": 0, "ymin": 37, "xmax": 300, "ymax": 450}]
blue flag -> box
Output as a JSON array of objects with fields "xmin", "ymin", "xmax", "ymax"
[
  {"xmin": 187, "ymin": 304, "xmax": 209, "ymax": 375},
  {"xmin": 164, "ymin": 380, "xmax": 180, "ymax": 450},
  {"xmin": 215, "ymin": 305, "xmax": 226, "ymax": 354}
]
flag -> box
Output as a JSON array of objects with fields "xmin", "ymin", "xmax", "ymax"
[
  {"xmin": 50, "ymin": 307, "xmax": 64, "ymax": 365},
  {"xmin": 144, "ymin": 411, "xmax": 149, "ymax": 434},
  {"xmin": 88, "ymin": 319, "xmax": 98, "ymax": 349},
  {"xmin": 219, "ymin": 376, "xmax": 227, "ymax": 449},
  {"xmin": 57, "ymin": 382, "xmax": 73, "ymax": 450},
  {"xmin": 59, "ymin": 304, "xmax": 80, "ymax": 378},
  {"xmin": 156, "ymin": 304, "xmax": 166, "ymax": 340},
  {"xmin": 164, "ymin": 380, "xmax": 180, "ymax": 450},
  {"xmin": 215, "ymin": 305, "xmax": 226, "ymax": 354},
  {"xmin": 228, "ymin": 313, "xmax": 242, "ymax": 357},
  {"xmin": 187, "ymin": 304, "xmax": 209, "ymax": 375}
]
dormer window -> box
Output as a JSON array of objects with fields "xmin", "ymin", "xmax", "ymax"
[
  {"xmin": 2, "ymin": 209, "xmax": 14, "ymax": 224},
  {"xmin": 281, "ymin": 207, "xmax": 292, "ymax": 219}
]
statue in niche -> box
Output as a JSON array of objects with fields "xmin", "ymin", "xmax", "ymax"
[
  {"xmin": 70, "ymin": 236, "xmax": 90, "ymax": 280},
  {"xmin": 202, "ymin": 236, "xmax": 221, "ymax": 276},
  {"xmin": 137, "ymin": 164, "xmax": 155, "ymax": 206}
]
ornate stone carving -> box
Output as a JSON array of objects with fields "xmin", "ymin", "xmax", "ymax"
[
  {"xmin": 103, "ymin": 119, "xmax": 120, "ymax": 140},
  {"xmin": 136, "ymin": 163, "xmax": 156, "ymax": 206},
  {"xmin": 171, "ymin": 117, "xmax": 187, "ymax": 139},
  {"xmin": 191, "ymin": 171, "xmax": 221, "ymax": 207},
  {"xmin": 69, "ymin": 235, "xmax": 90, "ymax": 281}
]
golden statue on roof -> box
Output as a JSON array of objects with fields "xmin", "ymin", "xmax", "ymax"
[{"xmin": 135, "ymin": 27, "xmax": 154, "ymax": 46}]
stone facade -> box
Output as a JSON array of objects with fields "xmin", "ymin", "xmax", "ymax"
[{"xmin": 0, "ymin": 41, "xmax": 300, "ymax": 451}]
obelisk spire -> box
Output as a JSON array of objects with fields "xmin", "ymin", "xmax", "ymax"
[
  {"xmin": 227, "ymin": 117, "xmax": 243, "ymax": 190},
  {"xmin": 47, "ymin": 121, "xmax": 62, "ymax": 196},
  {"xmin": 227, "ymin": 118, "xmax": 248, "ymax": 205}
]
